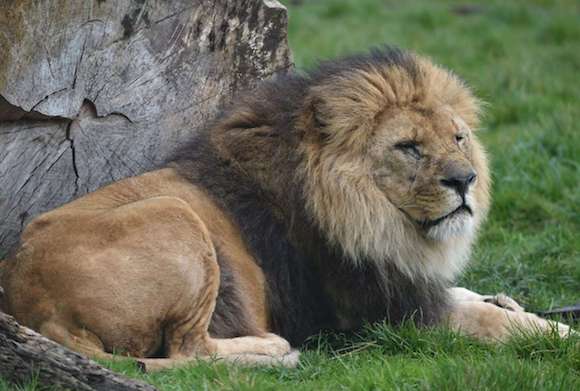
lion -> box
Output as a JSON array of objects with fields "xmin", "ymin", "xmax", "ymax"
[{"xmin": 0, "ymin": 47, "xmax": 573, "ymax": 371}]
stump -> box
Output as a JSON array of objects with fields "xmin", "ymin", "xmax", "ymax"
[
  {"xmin": 0, "ymin": 0, "xmax": 292, "ymax": 388},
  {"xmin": 0, "ymin": 0, "xmax": 292, "ymax": 258}
]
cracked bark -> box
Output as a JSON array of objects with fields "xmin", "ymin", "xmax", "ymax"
[
  {"xmin": 65, "ymin": 120, "xmax": 80, "ymax": 195},
  {"xmin": 0, "ymin": 0, "xmax": 292, "ymax": 258},
  {"xmin": 0, "ymin": 0, "xmax": 291, "ymax": 389}
]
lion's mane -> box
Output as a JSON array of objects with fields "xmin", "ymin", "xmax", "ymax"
[{"xmin": 172, "ymin": 47, "xmax": 490, "ymax": 345}]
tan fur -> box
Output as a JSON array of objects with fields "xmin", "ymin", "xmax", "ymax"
[{"xmin": 0, "ymin": 169, "xmax": 295, "ymax": 370}]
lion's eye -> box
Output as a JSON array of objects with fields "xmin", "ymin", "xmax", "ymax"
[
  {"xmin": 395, "ymin": 141, "xmax": 422, "ymax": 160},
  {"xmin": 455, "ymin": 134, "xmax": 467, "ymax": 144}
]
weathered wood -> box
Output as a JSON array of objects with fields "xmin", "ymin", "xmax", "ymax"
[
  {"xmin": 0, "ymin": 1, "xmax": 292, "ymax": 388},
  {"xmin": 0, "ymin": 0, "xmax": 292, "ymax": 257},
  {"xmin": 0, "ymin": 311, "xmax": 157, "ymax": 390}
]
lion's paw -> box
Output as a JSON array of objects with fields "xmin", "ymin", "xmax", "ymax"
[
  {"xmin": 226, "ymin": 349, "xmax": 300, "ymax": 368},
  {"xmin": 260, "ymin": 333, "xmax": 292, "ymax": 357},
  {"xmin": 279, "ymin": 349, "xmax": 301, "ymax": 368}
]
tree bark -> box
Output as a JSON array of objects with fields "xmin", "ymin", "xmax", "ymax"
[
  {"xmin": 0, "ymin": 0, "xmax": 292, "ymax": 388},
  {"xmin": 0, "ymin": 0, "xmax": 292, "ymax": 258},
  {"xmin": 0, "ymin": 312, "xmax": 157, "ymax": 390}
]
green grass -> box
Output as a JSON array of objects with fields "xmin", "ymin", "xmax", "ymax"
[
  {"xmin": 5, "ymin": 324, "xmax": 578, "ymax": 390},
  {"xmin": 3, "ymin": 0, "xmax": 579, "ymax": 389}
]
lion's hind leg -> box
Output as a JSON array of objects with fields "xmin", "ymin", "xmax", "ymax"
[
  {"xmin": 141, "ymin": 334, "xmax": 299, "ymax": 371},
  {"xmin": 10, "ymin": 195, "xmax": 296, "ymax": 372},
  {"xmin": 38, "ymin": 318, "xmax": 142, "ymax": 368},
  {"xmin": 118, "ymin": 197, "xmax": 297, "ymax": 371},
  {"xmin": 135, "ymin": 198, "xmax": 297, "ymax": 371},
  {"xmin": 39, "ymin": 318, "xmax": 298, "ymax": 372}
]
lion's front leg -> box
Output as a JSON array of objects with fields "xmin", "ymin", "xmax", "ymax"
[
  {"xmin": 449, "ymin": 287, "xmax": 525, "ymax": 312},
  {"xmin": 446, "ymin": 287, "xmax": 575, "ymax": 341}
]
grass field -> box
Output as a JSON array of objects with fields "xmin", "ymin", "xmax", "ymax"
[{"xmin": 3, "ymin": 0, "xmax": 579, "ymax": 389}]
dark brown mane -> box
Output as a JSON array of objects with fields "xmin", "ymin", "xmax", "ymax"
[{"xmin": 169, "ymin": 46, "xmax": 452, "ymax": 345}]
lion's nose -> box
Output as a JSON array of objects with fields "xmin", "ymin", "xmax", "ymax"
[{"xmin": 440, "ymin": 170, "xmax": 477, "ymax": 196}]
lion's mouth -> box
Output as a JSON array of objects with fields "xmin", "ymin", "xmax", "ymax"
[{"xmin": 420, "ymin": 204, "xmax": 473, "ymax": 229}]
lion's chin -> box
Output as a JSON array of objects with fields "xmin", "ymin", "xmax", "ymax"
[{"xmin": 424, "ymin": 210, "xmax": 475, "ymax": 241}]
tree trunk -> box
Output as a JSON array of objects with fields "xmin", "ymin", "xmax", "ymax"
[
  {"xmin": 0, "ymin": 0, "xmax": 291, "ymax": 388},
  {"xmin": 0, "ymin": 312, "xmax": 157, "ymax": 390},
  {"xmin": 0, "ymin": 0, "xmax": 292, "ymax": 258}
]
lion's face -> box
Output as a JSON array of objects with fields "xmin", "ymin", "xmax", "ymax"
[
  {"xmin": 297, "ymin": 50, "xmax": 491, "ymax": 279},
  {"xmin": 370, "ymin": 106, "xmax": 482, "ymax": 241}
]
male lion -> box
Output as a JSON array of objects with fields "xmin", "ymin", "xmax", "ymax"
[{"xmin": 0, "ymin": 47, "xmax": 573, "ymax": 371}]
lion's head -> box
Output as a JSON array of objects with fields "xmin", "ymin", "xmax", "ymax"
[
  {"xmin": 296, "ymin": 48, "xmax": 491, "ymax": 281},
  {"xmin": 210, "ymin": 47, "xmax": 490, "ymax": 283}
]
